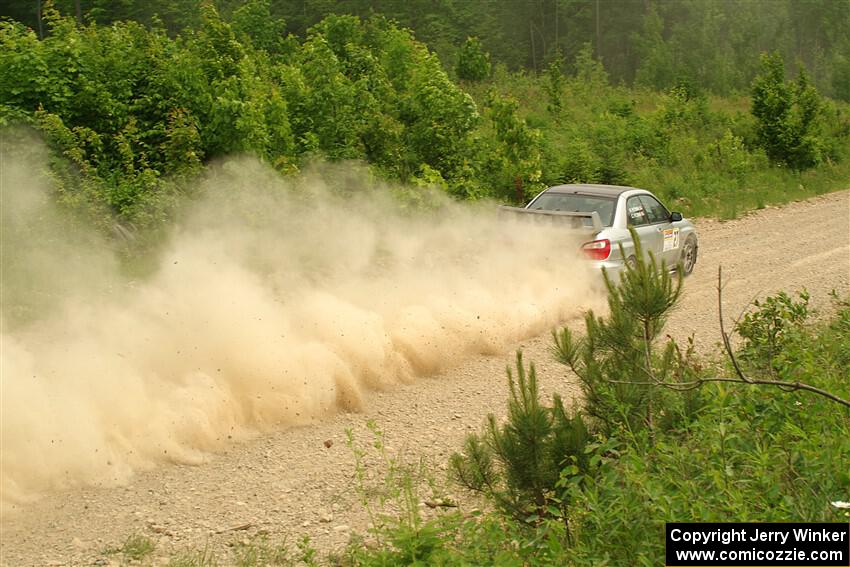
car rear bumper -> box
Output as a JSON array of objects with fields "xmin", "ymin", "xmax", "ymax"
[{"xmin": 589, "ymin": 258, "xmax": 626, "ymax": 283}]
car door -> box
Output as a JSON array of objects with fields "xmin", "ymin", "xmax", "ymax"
[
  {"xmin": 625, "ymin": 195, "xmax": 663, "ymax": 263},
  {"xmin": 639, "ymin": 194, "xmax": 679, "ymax": 266}
]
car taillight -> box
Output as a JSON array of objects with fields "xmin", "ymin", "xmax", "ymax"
[{"xmin": 581, "ymin": 239, "xmax": 611, "ymax": 260}]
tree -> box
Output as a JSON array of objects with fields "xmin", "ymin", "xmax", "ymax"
[
  {"xmin": 544, "ymin": 49, "xmax": 565, "ymax": 114},
  {"xmin": 230, "ymin": 0, "xmax": 293, "ymax": 57},
  {"xmin": 455, "ymin": 36, "xmax": 491, "ymax": 81},
  {"xmin": 751, "ymin": 52, "xmax": 823, "ymax": 170},
  {"xmin": 632, "ymin": 5, "xmax": 676, "ymax": 90},
  {"xmin": 553, "ymin": 234, "xmax": 688, "ymax": 438},
  {"xmin": 572, "ymin": 42, "xmax": 608, "ymax": 96},
  {"xmin": 484, "ymin": 93, "xmax": 542, "ymax": 203},
  {"xmin": 450, "ymin": 352, "xmax": 591, "ymax": 529}
]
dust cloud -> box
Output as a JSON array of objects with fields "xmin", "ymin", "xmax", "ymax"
[{"xmin": 0, "ymin": 136, "xmax": 601, "ymax": 505}]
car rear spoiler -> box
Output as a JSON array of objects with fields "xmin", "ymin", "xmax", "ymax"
[{"xmin": 498, "ymin": 206, "xmax": 603, "ymax": 232}]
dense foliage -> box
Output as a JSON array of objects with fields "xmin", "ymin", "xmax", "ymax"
[
  {"xmin": 0, "ymin": 5, "xmax": 499, "ymax": 230},
  {"xmin": 455, "ymin": 36, "xmax": 491, "ymax": 82},
  {"xmin": 6, "ymin": 1, "xmax": 850, "ymax": 101},
  {"xmin": 752, "ymin": 53, "xmax": 826, "ymax": 170},
  {"xmin": 2, "ymin": 2, "xmax": 850, "ymax": 238}
]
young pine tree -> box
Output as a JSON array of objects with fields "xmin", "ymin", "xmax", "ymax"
[
  {"xmin": 450, "ymin": 352, "xmax": 590, "ymax": 526},
  {"xmin": 553, "ymin": 234, "xmax": 705, "ymax": 441}
]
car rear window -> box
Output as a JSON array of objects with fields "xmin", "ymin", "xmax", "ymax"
[{"xmin": 527, "ymin": 193, "xmax": 616, "ymax": 227}]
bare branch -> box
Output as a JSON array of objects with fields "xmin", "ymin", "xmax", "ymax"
[
  {"xmin": 605, "ymin": 375, "xmax": 850, "ymax": 408},
  {"xmin": 734, "ymin": 290, "xmax": 763, "ymax": 328},
  {"xmin": 717, "ymin": 266, "xmax": 753, "ymax": 383}
]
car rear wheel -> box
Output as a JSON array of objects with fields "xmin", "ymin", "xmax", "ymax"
[{"xmin": 679, "ymin": 237, "xmax": 697, "ymax": 276}]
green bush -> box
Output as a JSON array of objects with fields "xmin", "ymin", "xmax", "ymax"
[
  {"xmin": 455, "ymin": 36, "xmax": 491, "ymax": 82},
  {"xmin": 479, "ymin": 92, "xmax": 543, "ymax": 203},
  {"xmin": 751, "ymin": 52, "xmax": 825, "ymax": 170},
  {"xmin": 736, "ymin": 289, "xmax": 811, "ymax": 371}
]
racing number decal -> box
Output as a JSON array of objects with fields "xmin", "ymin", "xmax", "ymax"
[{"xmin": 662, "ymin": 228, "xmax": 680, "ymax": 251}]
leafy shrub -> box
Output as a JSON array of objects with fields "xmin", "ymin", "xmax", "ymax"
[
  {"xmin": 657, "ymin": 84, "xmax": 710, "ymax": 129},
  {"xmin": 480, "ymin": 92, "xmax": 543, "ymax": 203},
  {"xmin": 736, "ymin": 289, "xmax": 811, "ymax": 372},
  {"xmin": 230, "ymin": 0, "xmax": 294, "ymax": 57},
  {"xmin": 455, "ymin": 37, "xmax": 491, "ymax": 82},
  {"xmin": 705, "ymin": 129, "xmax": 765, "ymax": 183}
]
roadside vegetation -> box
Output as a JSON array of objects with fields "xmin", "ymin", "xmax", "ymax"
[
  {"xmin": 333, "ymin": 249, "xmax": 850, "ymax": 565},
  {"xmin": 2, "ymin": 1, "xmax": 849, "ymax": 246}
]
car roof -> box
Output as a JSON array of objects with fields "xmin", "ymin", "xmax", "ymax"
[{"xmin": 542, "ymin": 184, "xmax": 642, "ymax": 198}]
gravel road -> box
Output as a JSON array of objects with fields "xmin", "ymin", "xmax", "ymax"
[{"xmin": 2, "ymin": 190, "xmax": 848, "ymax": 566}]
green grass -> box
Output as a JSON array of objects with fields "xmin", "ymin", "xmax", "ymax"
[
  {"xmin": 166, "ymin": 545, "xmax": 218, "ymax": 567},
  {"xmin": 104, "ymin": 534, "xmax": 156, "ymax": 563}
]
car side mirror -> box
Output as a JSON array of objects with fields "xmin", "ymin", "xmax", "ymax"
[{"xmin": 670, "ymin": 211, "xmax": 683, "ymax": 222}]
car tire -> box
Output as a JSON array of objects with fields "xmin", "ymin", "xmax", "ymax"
[{"xmin": 679, "ymin": 237, "xmax": 697, "ymax": 276}]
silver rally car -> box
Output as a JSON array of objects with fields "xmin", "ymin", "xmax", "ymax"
[{"xmin": 504, "ymin": 184, "xmax": 698, "ymax": 280}]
